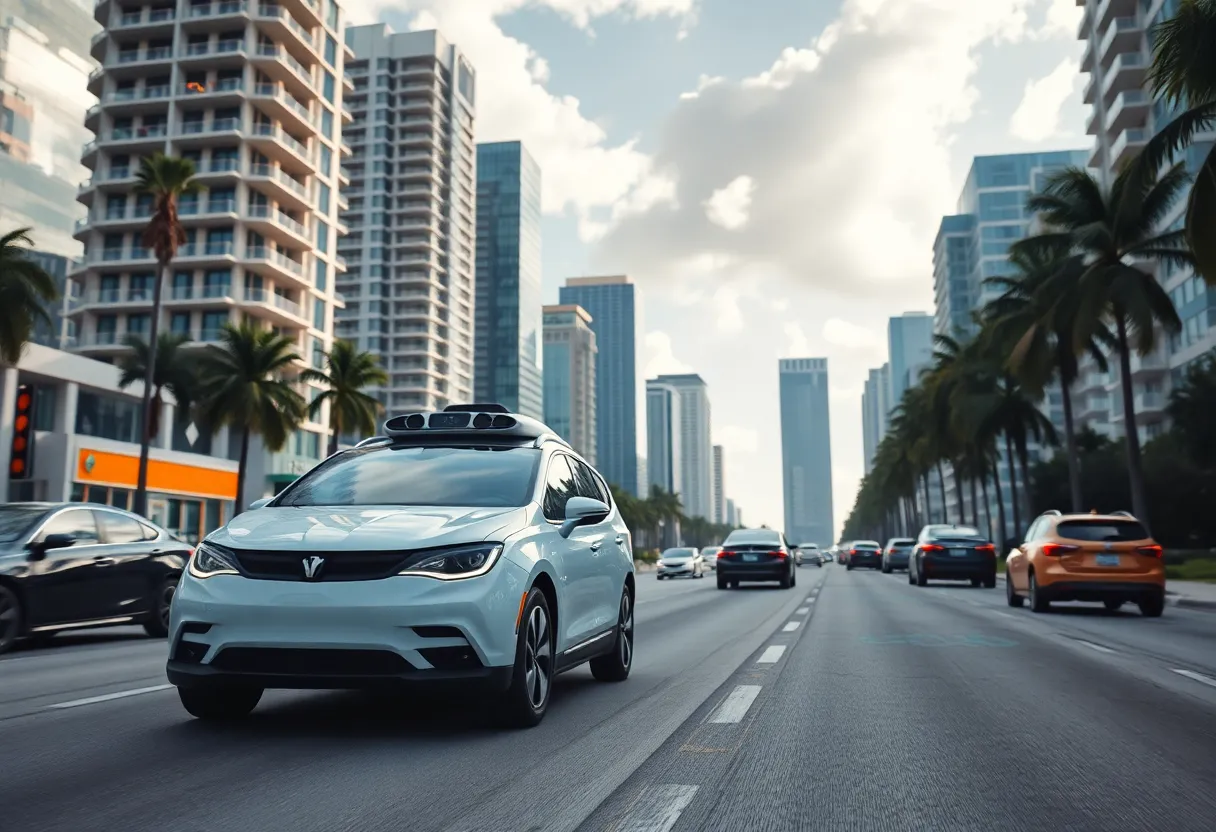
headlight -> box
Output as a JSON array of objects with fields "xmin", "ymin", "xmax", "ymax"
[
  {"xmin": 188, "ymin": 541, "xmax": 241, "ymax": 579},
  {"xmin": 398, "ymin": 543, "xmax": 503, "ymax": 580}
]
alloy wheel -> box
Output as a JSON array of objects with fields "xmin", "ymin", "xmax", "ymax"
[
  {"xmin": 524, "ymin": 605, "xmax": 552, "ymax": 710},
  {"xmin": 0, "ymin": 590, "xmax": 18, "ymax": 651},
  {"xmin": 618, "ymin": 592, "xmax": 634, "ymax": 668},
  {"xmin": 159, "ymin": 582, "xmax": 176, "ymax": 631}
]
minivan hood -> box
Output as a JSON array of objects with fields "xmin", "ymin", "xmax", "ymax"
[{"xmin": 210, "ymin": 505, "xmax": 528, "ymax": 550}]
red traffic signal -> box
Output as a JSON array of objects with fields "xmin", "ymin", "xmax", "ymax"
[{"xmin": 9, "ymin": 385, "xmax": 34, "ymax": 480}]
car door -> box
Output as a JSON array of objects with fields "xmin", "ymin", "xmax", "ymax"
[
  {"xmin": 1008, "ymin": 518, "xmax": 1039, "ymax": 592},
  {"xmin": 541, "ymin": 453, "xmax": 599, "ymax": 649},
  {"xmin": 24, "ymin": 508, "xmax": 110, "ymax": 627},
  {"xmin": 94, "ymin": 509, "xmax": 164, "ymax": 618},
  {"xmin": 565, "ymin": 455, "xmax": 619, "ymax": 636}
]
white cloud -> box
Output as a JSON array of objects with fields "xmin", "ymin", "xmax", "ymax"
[
  {"xmin": 1010, "ymin": 57, "xmax": 1081, "ymax": 141},
  {"xmin": 1035, "ymin": 0, "xmax": 1082, "ymax": 39},
  {"xmin": 680, "ymin": 74, "xmax": 724, "ymax": 100},
  {"xmin": 822, "ymin": 318, "xmax": 882, "ymax": 351},
  {"xmin": 704, "ymin": 175, "xmax": 756, "ymax": 231},
  {"xmin": 783, "ymin": 323, "xmax": 810, "ymax": 357},
  {"xmin": 643, "ymin": 330, "xmax": 693, "ymax": 378}
]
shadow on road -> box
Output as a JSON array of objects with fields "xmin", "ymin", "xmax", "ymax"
[{"xmin": 9, "ymin": 628, "xmax": 153, "ymax": 656}]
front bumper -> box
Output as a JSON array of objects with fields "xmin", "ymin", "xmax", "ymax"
[
  {"xmin": 167, "ymin": 558, "xmax": 530, "ymax": 690},
  {"xmin": 657, "ymin": 563, "xmax": 695, "ymax": 577},
  {"xmin": 1038, "ymin": 580, "xmax": 1165, "ymax": 604}
]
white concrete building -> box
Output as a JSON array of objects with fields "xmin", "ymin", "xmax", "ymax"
[
  {"xmin": 712, "ymin": 443, "xmax": 725, "ymax": 525},
  {"xmin": 645, "ymin": 378, "xmax": 681, "ymax": 498},
  {"xmin": 71, "ymin": 0, "xmax": 353, "ymax": 502},
  {"xmin": 337, "ymin": 25, "xmax": 477, "ymax": 413},
  {"xmin": 541, "ymin": 304, "xmax": 596, "ymax": 464},
  {"xmin": 649, "ymin": 374, "xmax": 712, "ymax": 521}
]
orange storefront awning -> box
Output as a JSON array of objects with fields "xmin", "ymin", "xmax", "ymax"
[{"xmin": 76, "ymin": 448, "xmax": 237, "ymax": 501}]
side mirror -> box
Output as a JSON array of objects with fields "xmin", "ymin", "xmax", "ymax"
[
  {"xmin": 559, "ymin": 497, "xmax": 610, "ymax": 538},
  {"xmin": 29, "ymin": 533, "xmax": 76, "ymax": 561},
  {"xmin": 248, "ymin": 497, "xmax": 272, "ymax": 511}
]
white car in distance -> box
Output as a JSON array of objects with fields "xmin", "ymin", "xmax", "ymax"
[{"xmin": 656, "ymin": 547, "xmax": 705, "ymax": 579}]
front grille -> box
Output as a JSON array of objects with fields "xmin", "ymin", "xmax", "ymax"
[
  {"xmin": 230, "ymin": 548, "xmax": 411, "ymax": 581},
  {"xmin": 210, "ymin": 647, "xmax": 411, "ymax": 676}
]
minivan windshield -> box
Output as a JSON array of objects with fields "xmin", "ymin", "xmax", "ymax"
[{"xmin": 278, "ymin": 445, "xmax": 541, "ymax": 508}]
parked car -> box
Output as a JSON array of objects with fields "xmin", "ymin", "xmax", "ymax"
[
  {"xmin": 657, "ymin": 547, "xmax": 705, "ymax": 579},
  {"xmin": 716, "ymin": 528, "xmax": 797, "ymax": 590},
  {"xmin": 1005, "ymin": 510, "xmax": 1165, "ymax": 616},
  {"xmin": 0, "ymin": 502, "xmax": 189, "ymax": 655},
  {"xmin": 881, "ymin": 538, "xmax": 915, "ymax": 572},
  {"xmin": 909, "ymin": 525, "xmax": 997, "ymax": 588}
]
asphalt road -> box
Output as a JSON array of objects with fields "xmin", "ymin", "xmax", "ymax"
[{"xmin": 3, "ymin": 564, "xmax": 1215, "ymax": 832}]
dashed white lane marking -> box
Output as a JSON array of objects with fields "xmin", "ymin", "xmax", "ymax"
[
  {"xmin": 795, "ymin": 607, "xmax": 810, "ymax": 614},
  {"xmin": 47, "ymin": 684, "xmax": 173, "ymax": 710},
  {"xmin": 1074, "ymin": 639, "xmax": 1116, "ymax": 654},
  {"xmin": 1172, "ymin": 669, "xmax": 1216, "ymax": 689},
  {"xmin": 618, "ymin": 784, "xmax": 699, "ymax": 832},
  {"xmin": 709, "ymin": 685, "xmax": 762, "ymax": 724},
  {"xmin": 782, "ymin": 621, "xmax": 799, "ymax": 632},
  {"xmin": 756, "ymin": 645, "xmax": 786, "ymax": 664}
]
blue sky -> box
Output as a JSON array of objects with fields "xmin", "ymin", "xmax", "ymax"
[{"xmin": 347, "ymin": 0, "xmax": 1091, "ymax": 535}]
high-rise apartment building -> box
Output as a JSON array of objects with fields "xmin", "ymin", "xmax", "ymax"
[
  {"xmin": 725, "ymin": 498, "xmax": 737, "ymax": 527},
  {"xmin": 337, "ymin": 26, "xmax": 476, "ymax": 413},
  {"xmin": 1076, "ymin": 0, "xmax": 1212, "ymax": 444},
  {"xmin": 542, "ymin": 303, "xmax": 595, "ymax": 463},
  {"xmin": 860, "ymin": 363, "xmax": 889, "ymax": 473},
  {"xmin": 651, "ymin": 373, "xmax": 712, "ymax": 521},
  {"xmin": 0, "ymin": 0, "xmax": 97, "ymax": 260},
  {"xmin": 473, "ymin": 140, "xmax": 541, "ymax": 418},
  {"xmin": 74, "ymin": 0, "xmax": 352, "ymax": 502},
  {"xmin": 779, "ymin": 358, "xmax": 833, "ymax": 546},
  {"xmin": 559, "ymin": 275, "xmax": 638, "ymax": 493},
  {"xmin": 888, "ymin": 312, "xmax": 934, "ymax": 406},
  {"xmin": 645, "ymin": 378, "xmax": 681, "ymax": 495},
  {"xmin": 712, "ymin": 443, "xmax": 725, "ymax": 525}
]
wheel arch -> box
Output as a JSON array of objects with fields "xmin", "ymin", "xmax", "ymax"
[
  {"xmin": 0, "ymin": 576, "xmax": 28, "ymax": 636},
  {"xmin": 530, "ymin": 569, "xmax": 559, "ymax": 644}
]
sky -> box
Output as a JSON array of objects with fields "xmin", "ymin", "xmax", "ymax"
[{"xmin": 343, "ymin": 0, "xmax": 1094, "ymax": 537}]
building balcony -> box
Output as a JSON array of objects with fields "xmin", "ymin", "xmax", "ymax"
[
  {"xmin": 175, "ymin": 240, "xmax": 239, "ymax": 266},
  {"xmin": 166, "ymin": 282, "xmax": 238, "ymax": 306},
  {"xmin": 175, "ymin": 116, "xmax": 245, "ymax": 146},
  {"xmin": 250, "ymin": 82, "xmax": 313, "ymax": 135},
  {"xmin": 253, "ymin": 3, "xmax": 319, "ymax": 62},
  {"xmin": 178, "ymin": 76, "xmax": 247, "ymax": 106},
  {"xmin": 1100, "ymin": 50, "xmax": 1147, "ymax": 103},
  {"xmin": 191, "ymin": 156, "xmax": 244, "ymax": 184},
  {"xmin": 337, "ymin": 165, "xmax": 351, "ymax": 185},
  {"xmin": 177, "ymin": 197, "xmax": 240, "ymax": 224},
  {"xmin": 250, "ymin": 43, "xmax": 316, "ymax": 101},
  {"xmin": 241, "ymin": 245, "xmax": 309, "ymax": 289},
  {"xmin": 74, "ymin": 205, "xmax": 154, "ymax": 236},
  {"xmin": 1096, "ymin": 0, "xmax": 1136, "ymax": 30},
  {"xmin": 247, "ymin": 162, "xmax": 312, "ymax": 212},
  {"xmin": 279, "ymin": 0, "xmax": 322, "ymax": 29},
  {"xmin": 1111, "ymin": 125, "xmax": 1149, "ymax": 168},
  {"xmin": 1099, "ymin": 14, "xmax": 1144, "ymax": 68},
  {"xmin": 85, "ymin": 85, "xmax": 174, "ymax": 130},
  {"xmin": 247, "ymin": 122, "xmax": 316, "ymax": 175},
  {"xmin": 91, "ymin": 7, "xmax": 176, "ymax": 59},
  {"xmin": 1108, "ymin": 390, "xmax": 1167, "ymax": 422},
  {"xmin": 71, "ymin": 287, "xmax": 156, "ymax": 309},
  {"xmin": 177, "ymin": 38, "xmax": 249, "ymax": 71},
  {"xmin": 240, "ymin": 286, "xmax": 308, "ymax": 327},
  {"xmin": 181, "ymin": 0, "xmax": 250, "ymax": 27},
  {"xmin": 244, "ymin": 204, "xmax": 310, "ymax": 247},
  {"xmin": 1104, "ymin": 89, "xmax": 1150, "ymax": 136},
  {"xmin": 79, "ymin": 246, "xmax": 156, "ymax": 268}
]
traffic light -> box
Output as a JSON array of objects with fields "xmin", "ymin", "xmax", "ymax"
[{"xmin": 10, "ymin": 385, "xmax": 33, "ymax": 480}]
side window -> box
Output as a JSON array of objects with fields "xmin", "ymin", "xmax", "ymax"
[
  {"xmin": 139, "ymin": 523, "xmax": 161, "ymax": 541},
  {"xmin": 567, "ymin": 458, "xmax": 602, "ymax": 501},
  {"xmin": 542, "ymin": 454, "xmax": 576, "ymax": 522},
  {"xmin": 592, "ymin": 472, "xmax": 612, "ymax": 506},
  {"xmin": 98, "ymin": 511, "xmax": 145, "ymax": 544},
  {"xmin": 1024, "ymin": 518, "xmax": 1043, "ymax": 544},
  {"xmin": 38, "ymin": 510, "xmax": 100, "ymax": 545}
]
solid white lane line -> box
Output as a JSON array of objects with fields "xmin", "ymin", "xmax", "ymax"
[
  {"xmin": 47, "ymin": 684, "xmax": 173, "ymax": 710},
  {"xmin": 756, "ymin": 645, "xmax": 786, "ymax": 664},
  {"xmin": 1172, "ymin": 669, "xmax": 1216, "ymax": 689},
  {"xmin": 709, "ymin": 685, "xmax": 762, "ymax": 724},
  {"xmin": 618, "ymin": 785, "xmax": 699, "ymax": 832},
  {"xmin": 796, "ymin": 607, "xmax": 810, "ymax": 614},
  {"xmin": 1074, "ymin": 639, "xmax": 1116, "ymax": 654},
  {"xmin": 782, "ymin": 621, "xmax": 799, "ymax": 632}
]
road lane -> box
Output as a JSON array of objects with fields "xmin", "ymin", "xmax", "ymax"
[
  {"xmin": 0, "ymin": 569, "xmax": 826, "ymax": 832},
  {"xmin": 583, "ymin": 566, "xmax": 1216, "ymax": 831}
]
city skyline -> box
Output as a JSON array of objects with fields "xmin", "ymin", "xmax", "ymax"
[{"xmin": 779, "ymin": 358, "xmax": 834, "ymax": 548}]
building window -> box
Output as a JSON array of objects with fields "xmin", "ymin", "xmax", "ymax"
[
  {"xmin": 321, "ymin": 108, "xmax": 333, "ymax": 141},
  {"xmin": 323, "ymin": 71, "xmax": 335, "ymax": 103},
  {"xmin": 171, "ymin": 312, "xmax": 191, "ymax": 334},
  {"xmin": 318, "ymin": 182, "xmax": 331, "ymax": 213},
  {"xmin": 316, "ymin": 220, "xmax": 329, "ymax": 254},
  {"xmin": 320, "ymin": 145, "xmax": 332, "ymax": 177},
  {"xmin": 313, "ymin": 298, "xmax": 326, "ymax": 330},
  {"xmin": 325, "ymin": 34, "xmax": 337, "ymax": 66},
  {"xmin": 315, "ymin": 259, "xmax": 328, "ymax": 291},
  {"xmin": 76, "ymin": 390, "xmax": 142, "ymax": 443}
]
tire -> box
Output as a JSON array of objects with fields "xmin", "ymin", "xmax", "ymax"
[
  {"xmin": 882, "ymin": 564, "xmax": 891, "ymax": 574},
  {"xmin": 590, "ymin": 586, "xmax": 633, "ymax": 682},
  {"xmin": 1103, "ymin": 599, "xmax": 1124, "ymax": 612},
  {"xmin": 983, "ymin": 573, "xmax": 997, "ymax": 589},
  {"xmin": 0, "ymin": 585, "xmax": 21, "ymax": 656},
  {"xmin": 907, "ymin": 570, "xmax": 915, "ymax": 585},
  {"xmin": 717, "ymin": 575, "xmax": 728, "ymax": 590},
  {"xmin": 143, "ymin": 576, "xmax": 177, "ymax": 638},
  {"xmin": 970, "ymin": 578, "xmax": 982, "ymax": 588},
  {"xmin": 1138, "ymin": 592, "xmax": 1165, "ymax": 618},
  {"xmin": 791, "ymin": 568, "xmax": 797, "ymax": 588},
  {"xmin": 1006, "ymin": 576, "xmax": 1024, "ymax": 607},
  {"xmin": 656, "ymin": 574, "xmax": 664, "ymax": 580},
  {"xmin": 1029, "ymin": 573, "xmax": 1050, "ymax": 613},
  {"xmin": 846, "ymin": 564, "xmax": 854, "ymax": 572},
  {"xmin": 915, "ymin": 568, "xmax": 927, "ymax": 587},
  {"xmin": 779, "ymin": 570, "xmax": 792, "ymax": 590},
  {"xmin": 497, "ymin": 587, "xmax": 554, "ymax": 728},
  {"xmin": 177, "ymin": 684, "xmax": 263, "ymax": 720}
]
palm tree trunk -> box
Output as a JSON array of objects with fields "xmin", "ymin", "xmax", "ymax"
[
  {"xmin": 1059, "ymin": 373, "xmax": 1084, "ymax": 513},
  {"xmin": 1017, "ymin": 441, "xmax": 1033, "ymax": 520},
  {"xmin": 133, "ymin": 259, "xmax": 168, "ymax": 517},
  {"xmin": 970, "ymin": 476, "xmax": 979, "ymax": 528},
  {"xmin": 922, "ymin": 473, "xmax": 932, "ymax": 527},
  {"xmin": 1115, "ymin": 312, "xmax": 1151, "ymax": 530},
  {"xmin": 236, "ymin": 425, "xmax": 251, "ymax": 512},
  {"xmin": 992, "ymin": 456, "xmax": 1007, "ymax": 549},
  {"xmin": 1004, "ymin": 434, "xmax": 1021, "ymax": 541},
  {"xmin": 327, "ymin": 414, "xmax": 340, "ymax": 457},
  {"xmin": 937, "ymin": 462, "xmax": 948, "ymax": 523},
  {"xmin": 979, "ymin": 472, "xmax": 992, "ymax": 539},
  {"xmin": 953, "ymin": 461, "xmax": 965, "ymax": 525}
]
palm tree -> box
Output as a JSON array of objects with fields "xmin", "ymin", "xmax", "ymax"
[
  {"xmin": 1017, "ymin": 164, "xmax": 1195, "ymax": 528},
  {"xmin": 195, "ymin": 322, "xmax": 307, "ymax": 509},
  {"xmin": 0, "ymin": 228, "xmax": 59, "ymax": 365},
  {"xmin": 300, "ymin": 339, "xmax": 388, "ymax": 457},
  {"xmin": 1165, "ymin": 353, "xmax": 1216, "ymax": 469},
  {"xmin": 1133, "ymin": 0, "xmax": 1216, "ymax": 277},
  {"xmin": 116, "ymin": 332, "xmax": 199, "ymax": 444},
  {"xmin": 131, "ymin": 154, "xmax": 202, "ymax": 516}
]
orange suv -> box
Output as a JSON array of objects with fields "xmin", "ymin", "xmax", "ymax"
[{"xmin": 1005, "ymin": 510, "xmax": 1166, "ymax": 617}]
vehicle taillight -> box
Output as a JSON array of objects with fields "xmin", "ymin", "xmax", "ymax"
[
  {"xmin": 849, "ymin": 549, "xmax": 857, "ymax": 555},
  {"xmin": 773, "ymin": 550, "xmax": 788, "ymax": 559},
  {"xmin": 920, "ymin": 544, "xmax": 945, "ymax": 552},
  {"xmin": 1041, "ymin": 543, "xmax": 1080, "ymax": 557},
  {"xmin": 975, "ymin": 544, "xmax": 995, "ymax": 555},
  {"xmin": 886, "ymin": 548, "xmax": 895, "ymax": 554},
  {"xmin": 718, "ymin": 550, "xmax": 732, "ymax": 559},
  {"xmin": 1135, "ymin": 544, "xmax": 1163, "ymax": 558}
]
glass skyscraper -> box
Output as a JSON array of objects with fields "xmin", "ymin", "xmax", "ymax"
[
  {"xmin": 559, "ymin": 275, "xmax": 638, "ymax": 494},
  {"xmin": 779, "ymin": 358, "xmax": 834, "ymax": 547},
  {"xmin": 474, "ymin": 140, "xmax": 542, "ymax": 418}
]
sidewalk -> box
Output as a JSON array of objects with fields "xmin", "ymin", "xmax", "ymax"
[{"xmin": 997, "ymin": 574, "xmax": 1216, "ymax": 611}]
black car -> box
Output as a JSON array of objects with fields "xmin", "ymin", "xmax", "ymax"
[
  {"xmin": 716, "ymin": 528, "xmax": 797, "ymax": 590},
  {"xmin": 845, "ymin": 540, "xmax": 882, "ymax": 570},
  {"xmin": 908, "ymin": 524, "xmax": 997, "ymax": 588},
  {"xmin": 0, "ymin": 502, "xmax": 190, "ymax": 655}
]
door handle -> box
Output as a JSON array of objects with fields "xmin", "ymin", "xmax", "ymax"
[
  {"xmin": 589, "ymin": 541, "xmax": 602, "ymax": 552},
  {"xmin": 92, "ymin": 557, "xmax": 118, "ymax": 567},
  {"xmin": 615, "ymin": 535, "xmax": 626, "ymax": 544}
]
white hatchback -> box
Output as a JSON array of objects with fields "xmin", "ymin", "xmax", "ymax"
[{"xmin": 167, "ymin": 406, "xmax": 635, "ymax": 728}]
